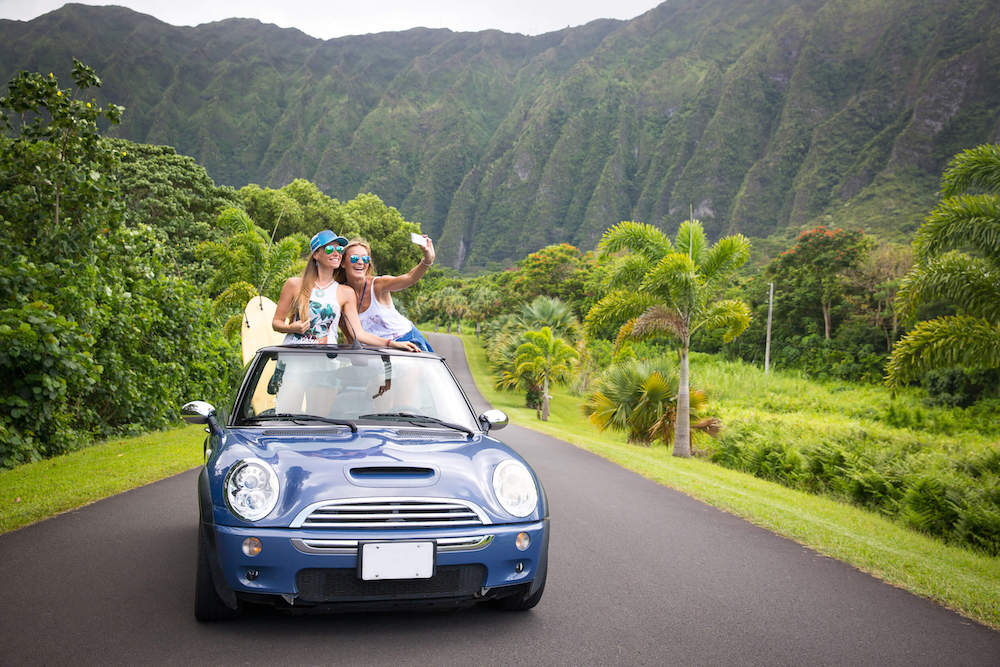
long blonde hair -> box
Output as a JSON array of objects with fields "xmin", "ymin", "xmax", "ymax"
[
  {"xmin": 334, "ymin": 238, "xmax": 377, "ymax": 283},
  {"xmin": 291, "ymin": 250, "xmax": 321, "ymax": 324}
]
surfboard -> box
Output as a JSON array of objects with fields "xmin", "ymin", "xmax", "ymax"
[{"xmin": 241, "ymin": 295, "xmax": 284, "ymax": 365}]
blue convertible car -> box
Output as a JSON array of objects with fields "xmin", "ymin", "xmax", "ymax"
[{"xmin": 183, "ymin": 345, "xmax": 548, "ymax": 621}]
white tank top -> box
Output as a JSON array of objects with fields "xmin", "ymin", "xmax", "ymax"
[
  {"xmin": 282, "ymin": 282, "xmax": 341, "ymax": 344},
  {"xmin": 358, "ymin": 277, "xmax": 413, "ymax": 339}
]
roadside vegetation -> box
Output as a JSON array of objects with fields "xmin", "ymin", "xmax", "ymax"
[
  {"xmin": 1, "ymin": 60, "xmax": 996, "ymax": 625},
  {"xmin": 455, "ymin": 331, "xmax": 1000, "ymax": 629}
]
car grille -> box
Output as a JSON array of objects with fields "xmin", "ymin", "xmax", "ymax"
[
  {"xmin": 295, "ymin": 565, "xmax": 486, "ymax": 603},
  {"xmin": 291, "ymin": 497, "xmax": 490, "ymax": 529}
]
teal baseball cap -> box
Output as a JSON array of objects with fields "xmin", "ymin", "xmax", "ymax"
[{"xmin": 310, "ymin": 230, "xmax": 349, "ymax": 253}]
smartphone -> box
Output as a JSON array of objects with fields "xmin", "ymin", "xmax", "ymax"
[{"xmin": 410, "ymin": 232, "xmax": 427, "ymax": 247}]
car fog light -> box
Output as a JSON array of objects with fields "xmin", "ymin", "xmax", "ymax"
[
  {"xmin": 515, "ymin": 561, "xmax": 524, "ymax": 573},
  {"xmin": 242, "ymin": 537, "xmax": 262, "ymax": 557},
  {"xmin": 246, "ymin": 568, "xmax": 260, "ymax": 581},
  {"xmin": 515, "ymin": 532, "xmax": 530, "ymax": 551}
]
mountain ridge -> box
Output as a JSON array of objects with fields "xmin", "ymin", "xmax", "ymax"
[{"xmin": 2, "ymin": 1, "xmax": 998, "ymax": 269}]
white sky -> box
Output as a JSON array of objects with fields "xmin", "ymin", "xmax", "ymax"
[{"xmin": 0, "ymin": 1, "xmax": 664, "ymax": 39}]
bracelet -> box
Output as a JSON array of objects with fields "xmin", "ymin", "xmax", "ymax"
[{"xmin": 420, "ymin": 259, "xmax": 433, "ymax": 267}]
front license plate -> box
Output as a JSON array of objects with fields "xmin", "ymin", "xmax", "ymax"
[{"xmin": 359, "ymin": 541, "xmax": 435, "ymax": 580}]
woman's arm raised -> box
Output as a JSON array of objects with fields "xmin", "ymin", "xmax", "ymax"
[{"xmin": 374, "ymin": 236, "xmax": 435, "ymax": 295}]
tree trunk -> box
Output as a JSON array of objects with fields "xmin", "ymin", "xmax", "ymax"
[
  {"xmin": 673, "ymin": 342, "xmax": 691, "ymax": 457},
  {"xmin": 822, "ymin": 301, "xmax": 831, "ymax": 340},
  {"xmin": 540, "ymin": 375, "xmax": 550, "ymax": 422},
  {"xmin": 475, "ymin": 320, "xmax": 481, "ymax": 339}
]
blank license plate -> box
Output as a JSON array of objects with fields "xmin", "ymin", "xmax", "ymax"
[{"xmin": 360, "ymin": 541, "xmax": 434, "ymax": 580}]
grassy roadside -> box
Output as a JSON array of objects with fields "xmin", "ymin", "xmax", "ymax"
[
  {"xmin": 454, "ymin": 332, "xmax": 1000, "ymax": 630},
  {"xmin": 0, "ymin": 424, "xmax": 205, "ymax": 534}
]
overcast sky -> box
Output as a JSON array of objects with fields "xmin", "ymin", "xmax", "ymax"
[{"xmin": 0, "ymin": 1, "xmax": 664, "ymax": 39}]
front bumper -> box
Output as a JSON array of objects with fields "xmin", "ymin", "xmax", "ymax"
[{"xmin": 208, "ymin": 519, "xmax": 548, "ymax": 606}]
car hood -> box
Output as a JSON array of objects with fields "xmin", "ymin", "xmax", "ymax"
[{"xmin": 207, "ymin": 426, "xmax": 543, "ymax": 527}]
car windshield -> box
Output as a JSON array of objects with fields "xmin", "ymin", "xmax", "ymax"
[{"xmin": 233, "ymin": 350, "xmax": 479, "ymax": 432}]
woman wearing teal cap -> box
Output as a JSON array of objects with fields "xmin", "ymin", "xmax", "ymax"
[{"xmin": 272, "ymin": 229, "xmax": 419, "ymax": 351}]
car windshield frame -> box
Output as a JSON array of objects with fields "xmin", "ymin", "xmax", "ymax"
[{"xmin": 230, "ymin": 346, "xmax": 482, "ymax": 433}]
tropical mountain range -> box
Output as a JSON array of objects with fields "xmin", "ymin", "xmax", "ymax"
[{"xmin": 2, "ymin": 1, "xmax": 999, "ymax": 269}]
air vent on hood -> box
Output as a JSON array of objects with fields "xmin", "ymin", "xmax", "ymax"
[{"xmin": 349, "ymin": 466, "xmax": 435, "ymax": 479}]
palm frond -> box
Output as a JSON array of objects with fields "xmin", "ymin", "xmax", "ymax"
[
  {"xmin": 643, "ymin": 253, "xmax": 698, "ymax": 311},
  {"xmin": 598, "ymin": 221, "xmax": 674, "ymax": 262},
  {"xmin": 211, "ymin": 281, "xmax": 257, "ymax": 318},
  {"xmin": 940, "ymin": 143, "xmax": 1000, "ymax": 197},
  {"xmin": 886, "ymin": 316, "xmax": 1000, "ymax": 388},
  {"xmin": 606, "ymin": 253, "xmax": 654, "ymax": 288},
  {"xmin": 896, "ymin": 252, "xmax": 1000, "ymax": 323},
  {"xmin": 699, "ymin": 234, "xmax": 751, "ymax": 284},
  {"xmin": 584, "ymin": 290, "xmax": 657, "ymax": 338},
  {"xmin": 915, "ymin": 193, "xmax": 1000, "ymax": 265},
  {"xmin": 694, "ymin": 299, "xmax": 751, "ymax": 342},
  {"xmin": 629, "ymin": 306, "xmax": 685, "ymax": 341},
  {"xmin": 674, "ymin": 219, "xmax": 707, "ymax": 265}
]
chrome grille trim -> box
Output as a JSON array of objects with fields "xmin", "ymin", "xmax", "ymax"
[
  {"xmin": 290, "ymin": 497, "xmax": 491, "ymax": 529},
  {"xmin": 290, "ymin": 536, "xmax": 494, "ymax": 555}
]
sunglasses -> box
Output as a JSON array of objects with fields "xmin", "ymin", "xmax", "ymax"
[
  {"xmin": 324, "ymin": 244, "xmax": 345, "ymax": 255},
  {"xmin": 349, "ymin": 254, "xmax": 371, "ymax": 264}
]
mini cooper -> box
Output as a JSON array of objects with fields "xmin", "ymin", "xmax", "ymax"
[{"xmin": 183, "ymin": 344, "xmax": 548, "ymax": 620}]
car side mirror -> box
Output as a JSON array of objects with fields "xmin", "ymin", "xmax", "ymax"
[
  {"xmin": 182, "ymin": 400, "xmax": 221, "ymax": 435},
  {"xmin": 479, "ymin": 409, "xmax": 508, "ymax": 432}
]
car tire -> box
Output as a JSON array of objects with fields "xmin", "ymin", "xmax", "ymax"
[
  {"xmin": 195, "ymin": 528, "xmax": 240, "ymax": 622},
  {"xmin": 493, "ymin": 569, "xmax": 546, "ymax": 611}
]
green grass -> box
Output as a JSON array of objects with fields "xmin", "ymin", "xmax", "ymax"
[
  {"xmin": 0, "ymin": 424, "xmax": 205, "ymax": 534},
  {"xmin": 456, "ymin": 332, "xmax": 1000, "ymax": 630}
]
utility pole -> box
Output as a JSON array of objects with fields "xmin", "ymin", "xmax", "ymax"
[{"xmin": 764, "ymin": 281, "xmax": 774, "ymax": 373}]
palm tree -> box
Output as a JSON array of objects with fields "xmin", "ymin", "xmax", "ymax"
[
  {"xmin": 584, "ymin": 357, "xmax": 715, "ymax": 446},
  {"xmin": 513, "ymin": 326, "xmax": 578, "ymax": 421},
  {"xmin": 887, "ymin": 144, "xmax": 1000, "ymax": 388},
  {"xmin": 585, "ymin": 219, "xmax": 751, "ymax": 457},
  {"xmin": 197, "ymin": 208, "xmax": 307, "ymax": 338},
  {"xmin": 519, "ymin": 296, "xmax": 580, "ymax": 342}
]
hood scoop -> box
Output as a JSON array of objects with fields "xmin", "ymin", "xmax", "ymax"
[{"xmin": 346, "ymin": 466, "xmax": 439, "ymax": 487}]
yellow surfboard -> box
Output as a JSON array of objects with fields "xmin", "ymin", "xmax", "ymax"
[{"xmin": 241, "ymin": 295, "xmax": 284, "ymax": 365}]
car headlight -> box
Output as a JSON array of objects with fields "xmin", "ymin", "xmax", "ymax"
[
  {"xmin": 224, "ymin": 458, "xmax": 280, "ymax": 522},
  {"xmin": 492, "ymin": 459, "xmax": 538, "ymax": 518}
]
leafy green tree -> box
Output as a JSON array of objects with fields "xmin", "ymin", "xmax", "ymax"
[
  {"xmin": 769, "ymin": 226, "xmax": 870, "ymax": 340},
  {"xmin": 585, "ymin": 219, "xmax": 751, "ymax": 457},
  {"xmin": 466, "ymin": 283, "xmax": 502, "ymax": 338},
  {"xmin": 111, "ymin": 139, "xmax": 240, "ymax": 281},
  {"xmin": 341, "ymin": 193, "xmax": 422, "ymax": 276},
  {"xmin": 196, "ymin": 208, "xmax": 307, "ymax": 338},
  {"xmin": 584, "ymin": 357, "xmax": 714, "ymax": 446},
  {"xmin": 887, "ymin": 144, "xmax": 1000, "ymax": 388},
  {"xmin": 513, "ymin": 327, "xmax": 578, "ymax": 421},
  {"xmin": 0, "ymin": 63, "xmax": 240, "ymax": 465}
]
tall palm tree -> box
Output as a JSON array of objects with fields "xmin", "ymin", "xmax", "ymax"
[
  {"xmin": 513, "ymin": 326, "xmax": 578, "ymax": 421},
  {"xmin": 585, "ymin": 219, "xmax": 751, "ymax": 457},
  {"xmin": 887, "ymin": 144, "xmax": 1000, "ymax": 388}
]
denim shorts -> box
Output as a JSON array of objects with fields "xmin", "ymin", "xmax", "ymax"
[{"xmin": 395, "ymin": 325, "xmax": 434, "ymax": 352}]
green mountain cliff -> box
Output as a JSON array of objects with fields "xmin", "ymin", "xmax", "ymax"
[{"xmin": 2, "ymin": 0, "xmax": 998, "ymax": 269}]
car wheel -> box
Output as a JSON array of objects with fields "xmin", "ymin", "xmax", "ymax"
[
  {"xmin": 195, "ymin": 527, "xmax": 240, "ymax": 622},
  {"xmin": 493, "ymin": 569, "xmax": 546, "ymax": 611}
]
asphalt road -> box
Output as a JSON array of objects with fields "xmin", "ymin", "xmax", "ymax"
[{"xmin": 1, "ymin": 332, "xmax": 997, "ymax": 665}]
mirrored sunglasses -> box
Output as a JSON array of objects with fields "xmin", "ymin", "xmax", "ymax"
[
  {"xmin": 349, "ymin": 254, "xmax": 371, "ymax": 264},
  {"xmin": 324, "ymin": 244, "xmax": 345, "ymax": 254}
]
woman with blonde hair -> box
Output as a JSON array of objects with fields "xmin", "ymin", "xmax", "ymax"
[
  {"xmin": 338, "ymin": 235, "xmax": 435, "ymax": 352},
  {"xmin": 272, "ymin": 229, "xmax": 419, "ymax": 351}
]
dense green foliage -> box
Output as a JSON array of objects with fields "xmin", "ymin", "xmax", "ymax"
[
  {"xmin": 887, "ymin": 144, "xmax": 1000, "ymax": 389},
  {"xmin": 3, "ymin": 0, "xmax": 998, "ymax": 269},
  {"xmin": 0, "ymin": 63, "xmax": 239, "ymax": 467}
]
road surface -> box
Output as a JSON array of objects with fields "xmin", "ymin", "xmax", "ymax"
[{"xmin": 0, "ymin": 333, "xmax": 997, "ymax": 665}]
